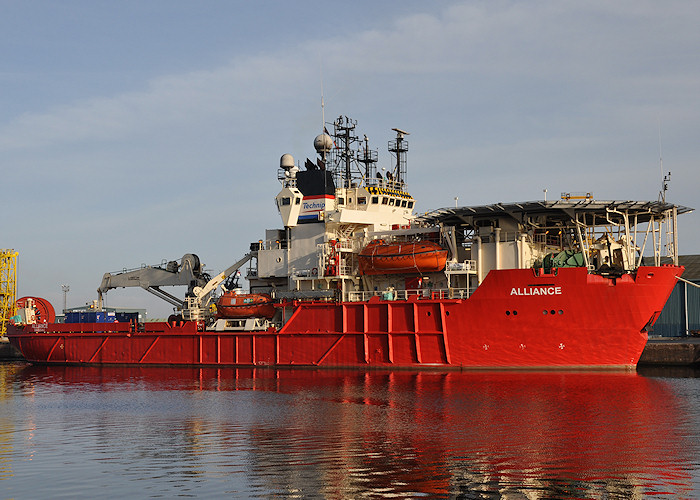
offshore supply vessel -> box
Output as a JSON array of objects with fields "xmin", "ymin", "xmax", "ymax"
[{"xmin": 7, "ymin": 116, "xmax": 691, "ymax": 368}]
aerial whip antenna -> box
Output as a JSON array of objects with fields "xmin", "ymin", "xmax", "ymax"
[
  {"xmin": 658, "ymin": 121, "xmax": 671, "ymax": 203},
  {"xmin": 320, "ymin": 63, "xmax": 325, "ymax": 133}
]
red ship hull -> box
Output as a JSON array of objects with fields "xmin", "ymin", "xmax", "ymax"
[{"xmin": 7, "ymin": 266, "xmax": 681, "ymax": 369}]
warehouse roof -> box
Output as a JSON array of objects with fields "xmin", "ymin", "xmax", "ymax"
[{"xmin": 643, "ymin": 255, "xmax": 700, "ymax": 281}]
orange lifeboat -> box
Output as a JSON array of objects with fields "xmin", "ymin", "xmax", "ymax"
[
  {"xmin": 358, "ymin": 240, "xmax": 448, "ymax": 275},
  {"xmin": 216, "ymin": 292, "xmax": 276, "ymax": 319}
]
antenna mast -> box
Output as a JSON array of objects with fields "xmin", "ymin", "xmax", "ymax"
[
  {"xmin": 320, "ymin": 63, "xmax": 325, "ymax": 133},
  {"xmin": 333, "ymin": 116, "xmax": 358, "ymax": 188},
  {"xmin": 388, "ymin": 128, "xmax": 409, "ymax": 186},
  {"xmin": 658, "ymin": 124, "xmax": 671, "ymax": 202},
  {"xmin": 358, "ymin": 134, "xmax": 378, "ymax": 180},
  {"xmin": 321, "ymin": 89, "xmax": 325, "ymax": 133}
]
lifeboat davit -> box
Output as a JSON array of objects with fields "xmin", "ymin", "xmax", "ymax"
[
  {"xmin": 216, "ymin": 292, "xmax": 276, "ymax": 319},
  {"xmin": 358, "ymin": 240, "xmax": 448, "ymax": 275}
]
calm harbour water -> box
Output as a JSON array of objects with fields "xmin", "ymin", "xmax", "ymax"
[{"xmin": 1, "ymin": 362, "xmax": 699, "ymax": 499}]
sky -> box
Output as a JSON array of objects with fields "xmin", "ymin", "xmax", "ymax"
[{"xmin": 2, "ymin": 0, "xmax": 699, "ymax": 318}]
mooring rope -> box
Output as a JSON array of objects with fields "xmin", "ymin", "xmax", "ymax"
[{"xmin": 675, "ymin": 275, "xmax": 700, "ymax": 289}]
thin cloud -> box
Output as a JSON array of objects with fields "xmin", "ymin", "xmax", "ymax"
[{"xmin": 2, "ymin": 1, "xmax": 699, "ymax": 153}]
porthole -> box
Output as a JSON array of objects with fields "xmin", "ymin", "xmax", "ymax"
[
  {"xmin": 543, "ymin": 310, "xmax": 548, "ymax": 315},
  {"xmin": 506, "ymin": 311, "xmax": 511, "ymax": 316},
  {"xmin": 550, "ymin": 310, "xmax": 556, "ymax": 315},
  {"xmin": 558, "ymin": 310, "xmax": 563, "ymax": 315},
  {"xmin": 445, "ymin": 311, "xmax": 450, "ymax": 316},
  {"xmin": 427, "ymin": 311, "xmax": 431, "ymax": 316},
  {"xmin": 513, "ymin": 310, "xmax": 518, "ymax": 316}
]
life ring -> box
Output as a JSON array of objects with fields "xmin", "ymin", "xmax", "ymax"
[{"xmin": 311, "ymin": 267, "xmax": 318, "ymax": 276}]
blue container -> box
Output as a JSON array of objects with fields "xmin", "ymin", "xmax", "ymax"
[
  {"xmin": 65, "ymin": 311, "xmax": 118, "ymax": 323},
  {"xmin": 65, "ymin": 312, "xmax": 81, "ymax": 323}
]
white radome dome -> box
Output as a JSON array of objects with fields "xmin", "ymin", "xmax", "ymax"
[
  {"xmin": 314, "ymin": 134, "xmax": 333, "ymax": 154},
  {"xmin": 280, "ymin": 153, "xmax": 295, "ymax": 169}
]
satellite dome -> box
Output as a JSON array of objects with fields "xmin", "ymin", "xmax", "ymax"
[
  {"xmin": 314, "ymin": 134, "xmax": 333, "ymax": 154},
  {"xmin": 280, "ymin": 153, "xmax": 295, "ymax": 169}
]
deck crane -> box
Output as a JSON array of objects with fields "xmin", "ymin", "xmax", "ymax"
[
  {"xmin": 97, "ymin": 253, "xmax": 208, "ymax": 310},
  {"xmin": 96, "ymin": 252, "xmax": 254, "ymax": 322}
]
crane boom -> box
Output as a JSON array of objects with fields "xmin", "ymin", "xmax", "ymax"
[
  {"xmin": 97, "ymin": 253, "xmax": 208, "ymax": 309},
  {"xmin": 192, "ymin": 253, "xmax": 253, "ymax": 301}
]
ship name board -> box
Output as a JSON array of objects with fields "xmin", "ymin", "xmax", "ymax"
[{"xmin": 510, "ymin": 286, "xmax": 562, "ymax": 296}]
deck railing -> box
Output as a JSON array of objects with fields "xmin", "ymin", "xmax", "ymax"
[{"xmin": 346, "ymin": 288, "xmax": 470, "ymax": 302}]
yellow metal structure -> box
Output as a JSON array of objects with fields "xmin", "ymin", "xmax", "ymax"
[{"xmin": 0, "ymin": 250, "xmax": 18, "ymax": 337}]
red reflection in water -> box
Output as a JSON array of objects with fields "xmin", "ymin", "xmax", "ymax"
[{"xmin": 9, "ymin": 365, "xmax": 696, "ymax": 498}]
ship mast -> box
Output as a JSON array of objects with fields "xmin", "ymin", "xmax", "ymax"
[
  {"xmin": 388, "ymin": 128, "xmax": 409, "ymax": 187},
  {"xmin": 332, "ymin": 116, "xmax": 359, "ymax": 188},
  {"xmin": 358, "ymin": 134, "xmax": 378, "ymax": 180},
  {"xmin": 657, "ymin": 122, "xmax": 670, "ymax": 203}
]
